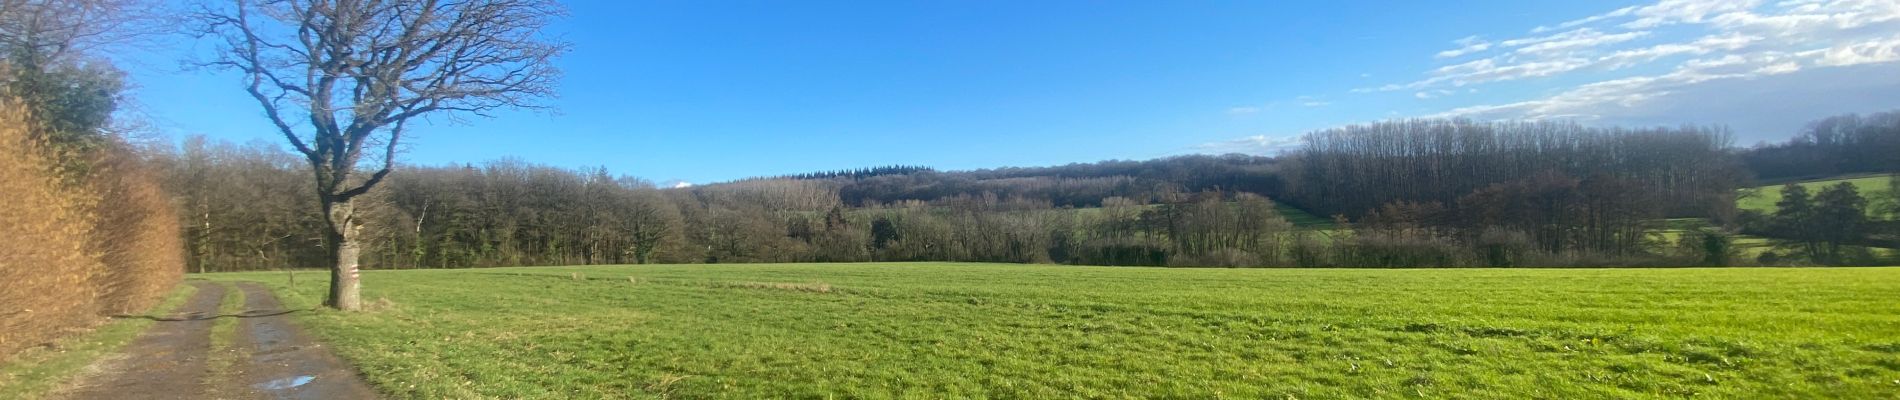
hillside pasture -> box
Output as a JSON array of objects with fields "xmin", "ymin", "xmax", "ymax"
[
  {"xmin": 205, "ymin": 263, "xmax": 1900, "ymax": 399},
  {"xmin": 1738, "ymin": 175, "xmax": 1895, "ymax": 218}
]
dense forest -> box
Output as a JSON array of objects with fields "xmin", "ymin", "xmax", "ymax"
[
  {"xmin": 156, "ymin": 110, "xmax": 1900, "ymax": 271},
  {"xmin": 1287, "ymin": 120, "xmax": 1743, "ymax": 220},
  {"xmin": 1742, "ymin": 110, "xmax": 1900, "ymax": 181}
]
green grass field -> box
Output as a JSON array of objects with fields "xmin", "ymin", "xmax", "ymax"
[
  {"xmin": 1738, "ymin": 175, "xmax": 1895, "ymax": 218},
  {"xmin": 1275, "ymin": 203, "xmax": 1337, "ymax": 229},
  {"xmin": 203, "ymin": 263, "xmax": 1900, "ymax": 399}
]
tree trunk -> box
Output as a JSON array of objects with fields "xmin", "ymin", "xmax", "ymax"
[{"xmin": 323, "ymin": 197, "xmax": 364, "ymax": 311}]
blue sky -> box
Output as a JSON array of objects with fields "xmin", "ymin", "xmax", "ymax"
[{"xmin": 120, "ymin": 0, "xmax": 1900, "ymax": 185}]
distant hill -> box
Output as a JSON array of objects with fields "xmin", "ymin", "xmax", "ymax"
[{"xmin": 708, "ymin": 154, "xmax": 1285, "ymax": 209}]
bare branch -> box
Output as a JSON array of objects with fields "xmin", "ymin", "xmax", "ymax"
[{"xmin": 196, "ymin": 0, "xmax": 566, "ymax": 197}]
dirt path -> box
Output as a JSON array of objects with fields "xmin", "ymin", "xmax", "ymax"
[
  {"xmin": 54, "ymin": 281, "xmax": 225, "ymax": 399},
  {"xmin": 228, "ymin": 282, "xmax": 377, "ymax": 400},
  {"xmin": 52, "ymin": 281, "xmax": 377, "ymax": 400}
]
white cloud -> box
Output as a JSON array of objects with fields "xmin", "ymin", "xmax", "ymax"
[
  {"xmin": 1226, "ymin": 106, "xmax": 1263, "ymax": 115},
  {"xmin": 1195, "ymin": 134, "xmax": 1304, "ymax": 155},
  {"xmin": 1346, "ymin": 0, "xmax": 1900, "ymax": 143},
  {"xmin": 1428, "ymin": 37, "xmax": 1899, "ymax": 129},
  {"xmin": 1436, "ymin": 36, "xmax": 1493, "ymax": 59},
  {"xmin": 1534, "ymin": 6, "xmax": 1638, "ymax": 33},
  {"xmin": 1813, "ymin": 34, "xmax": 1900, "ymax": 65},
  {"xmin": 1376, "ymin": 0, "xmax": 1900, "ymax": 98},
  {"xmin": 1754, "ymin": 61, "xmax": 1803, "ymax": 74},
  {"xmin": 1508, "ymin": 28, "xmax": 1651, "ymax": 55},
  {"xmin": 1622, "ymin": 0, "xmax": 1764, "ymax": 28},
  {"xmin": 1371, "ymin": 57, "xmax": 1596, "ymax": 92},
  {"xmin": 1226, "ymin": 0, "xmax": 1900, "ymax": 148},
  {"xmin": 1596, "ymin": 32, "xmax": 1760, "ymax": 69},
  {"xmin": 1710, "ymin": 0, "xmax": 1900, "ymax": 35},
  {"xmin": 1366, "ymin": 0, "xmax": 1900, "ymax": 95}
]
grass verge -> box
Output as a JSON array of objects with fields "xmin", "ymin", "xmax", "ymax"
[
  {"xmin": 202, "ymin": 283, "xmax": 244, "ymax": 397},
  {"xmin": 0, "ymin": 283, "xmax": 198, "ymax": 399}
]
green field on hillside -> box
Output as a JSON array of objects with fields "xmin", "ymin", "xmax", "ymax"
[
  {"xmin": 1274, "ymin": 203, "xmax": 1336, "ymax": 229},
  {"xmin": 205, "ymin": 263, "xmax": 1900, "ymax": 399},
  {"xmin": 1738, "ymin": 175, "xmax": 1895, "ymax": 218}
]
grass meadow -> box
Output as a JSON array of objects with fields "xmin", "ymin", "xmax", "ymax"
[
  {"xmin": 204, "ymin": 263, "xmax": 1900, "ymax": 399},
  {"xmin": 1737, "ymin": 175, "xmax": 1895, "ymax": 217}
]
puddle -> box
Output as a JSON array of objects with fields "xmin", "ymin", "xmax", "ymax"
[{"xmin": 256, "ymin": 375, "xmax": 315, "ymax": 390}]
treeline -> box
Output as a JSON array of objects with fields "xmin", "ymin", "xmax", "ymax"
[
  {"xmin": 150, "ymin": 114, "xmax": 1899, "ymax": 271},
  {"xmin": 152, "ymin": 144, "xmax": 1307, "ymax": 270},
  {"xmin": 1742, "ymin": 111, "xmax": 1900, "ymax": 181},
  {"xmin": 826, "ymin": 155, "xmax": 1282, "ymax": 208},
  {"xmin": 771, "ymin": 165, "xmax": 933, "ymax": 180},
  {"xmin": 1286, "ymin": 120, "xmax": 1744, "ymax": 220}
]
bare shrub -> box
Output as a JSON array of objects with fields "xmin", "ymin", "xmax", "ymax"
[
  {"xmin": 1334, "ymin": 231, "xmax": 1468, "ymax": 268},
  {"xmin": 88, "ymin": 144, "xmax": 185, "ymax": 315},
  {"xmin": 0, "ymin": 101, "xmax": 184, "ymax": 361},
  {"xmin": 1475, "ymin": 227, "xmax": 1534, "ymax": 267},
  {"xmin": 1288, "ymin": 233, "xmax": 1331, "ymax": 267},
  {"xmin": 0, "ymin": 103, "xmax": 103, "ymax": 360},
  {"xmin": 1168, "ymin": 248, "xmax": 1261, "ymax": 268}
]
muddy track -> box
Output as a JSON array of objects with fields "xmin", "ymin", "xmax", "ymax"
[
  {"xmin": 51, "ymin": 281, "xmax": 377, "ymax": 400},
  {"xmin": 54, "ymin": 281, "xmax": 224, "ymax": 399},
  {"xmin": 228, "ymin": 282, "xmax": 377, "ymax": 400}
]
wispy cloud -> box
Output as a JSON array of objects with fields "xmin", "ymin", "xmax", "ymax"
[
  {"xmin": 1358, "ymin": 56, "xmax": 1598, "ymax": 93},
  {"xmin": 1405, "ymin": 0, "xmax": 1900, "ymax": 132},
  {"xmin": 1507, "ymin": 28, "xmax": 1651, "ymax": 56},
  {"xmin": 1211, "ymin": 0, "xmax": 1900, "ymax": 152},
  {"xmin": 1195, "ymin": 134, "xmax": 1303, "ymax": 155},
  {"xmin": 1436, "ymin": 36, "xmax": 1493, "ymax": 59},
  {"xmin": 1812, "ymin": 34, "xmax": 1900, "ymax": 66},
  {"xmin": 1621, "ymin": 0, "xmax": 1764, "ymax": 29},
  {"xmin": 1533, "ymin": 6, "xmax": 1637, "ymax": 33},
  {"xmin": 1226, "ymin": 95, "xmax": 1330, "ymax": 115}
]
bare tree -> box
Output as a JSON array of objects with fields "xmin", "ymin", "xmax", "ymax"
[
  {"xmin": 0, "ymin": 0, "xmax": 156, "ymax": 62},
  {"xmin": 0, "ymin": 0, "xmax": 164, "ymax": 150},
  {"xmin": 196, "ymin": 0, "xmax": 565, "ymax": 310}
]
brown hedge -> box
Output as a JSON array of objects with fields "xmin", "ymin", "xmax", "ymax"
[{"xmin": 0, "ymin": 102, "xmax": 184, "ymax": 361}]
